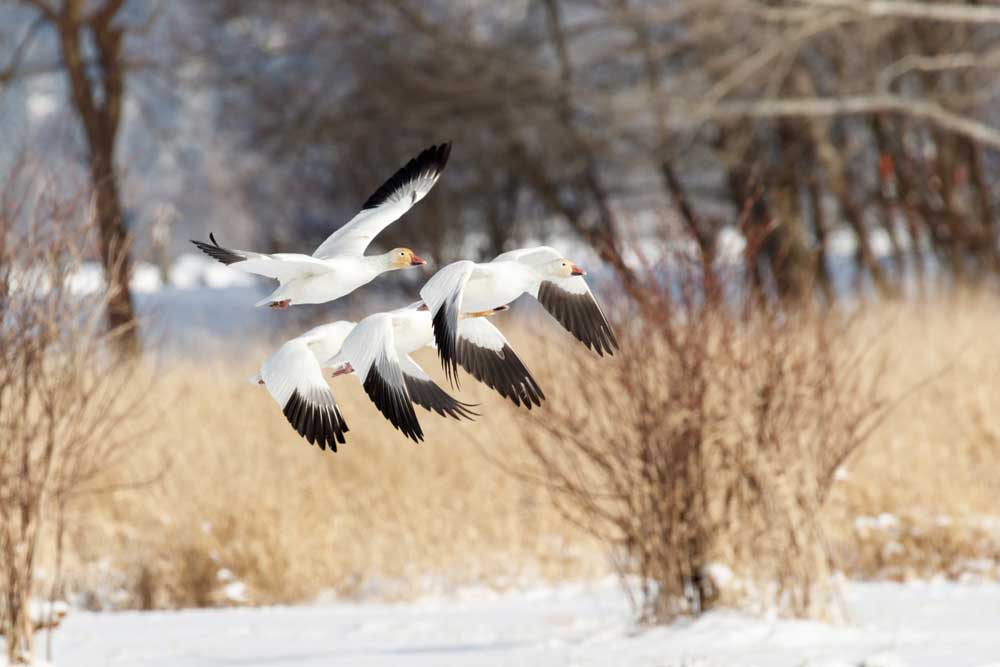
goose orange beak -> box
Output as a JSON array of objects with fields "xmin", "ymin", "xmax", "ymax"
[
  {"xmin": 410, "ymin": 254, "xmax": 427, "ymax": 266},
  {"xmin": 570, "ymin": 264, "xmax": 586, "ymax": 276}
]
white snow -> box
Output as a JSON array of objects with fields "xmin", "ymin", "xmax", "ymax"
[
  {"xmin": 854, "ymin": 513, "xmax": 901, "ymax": 532},
  {"xmin": 828, "ymin": 227, "xmax": 895, "ymax": 259},
  {"xmin": 25, "ymin": 599, "xmax": 69, "ymax": 627},
  {"xmin": 716, "ymin": 225, "xmax": 747, "ymax": 263},
  {"xmin": 8, "ymin": 254, "xmax": 256, "ymax": 299},
  {"xmin": 169, "ymin": 253, "xmax": 255, "ymax": 290},
  {"xmin": 28, "ymin": 579, "xmax": 1000, "ymax": 667},
  {"xmin": 26, "ymin": 91, "xmax": 58, "ymax": 119},
  {"xmin": 66, "ymin": 263, "xmax": 104, "ymax": 295},
  {"xmin": 130, "ymin": 263, "xmax": 164, "ymax": 294}
]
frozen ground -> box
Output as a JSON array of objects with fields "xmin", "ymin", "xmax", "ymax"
[{"xmin": 36, "ymin": 579, "xmax": 1000, "ymax": 667}]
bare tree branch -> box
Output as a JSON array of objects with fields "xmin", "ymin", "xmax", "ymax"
[
  {"xmin": 17, "ymin": 0, "xmax": 56, "ymax": 22},
  {"xmin": 877, "ymin": 49, "xmax": 1000, "ymax": 92},
  {"xmin": 688, "ymin": 95, "xmax": 1000, "ymax": 152},
  {"xmin": 798, "ymin": 0, "xmax": 1000, "ymax": 25},
  {"xmin": 0, "ymin": 14, "xmax": 46, "ymax": 89}
]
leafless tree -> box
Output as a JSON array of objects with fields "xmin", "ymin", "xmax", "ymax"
[
  {"xmin": 4, "ymin": 0, "xmax": 153, "ymax": 353},
  {"xmin": 0, "ymin": 166, "xmax": 148, "ymax": 664}
]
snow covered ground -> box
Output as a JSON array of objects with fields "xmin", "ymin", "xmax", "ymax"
[{"xmin": 39, "ymin": 579, "xmax": 1000, "ymax": 667}]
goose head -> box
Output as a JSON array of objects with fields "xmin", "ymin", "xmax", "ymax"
[
  {"xmin": 385, "ymin": 247, "xmax": 427, "ymax": 270},
  {"xmin": 541, "ymin": 258, "xmax": 586, "ymax": 278}
]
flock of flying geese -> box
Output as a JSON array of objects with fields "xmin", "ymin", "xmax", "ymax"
[{"xmin": 193, "ymin": 143, "xmax": 619, "ymax": 451}]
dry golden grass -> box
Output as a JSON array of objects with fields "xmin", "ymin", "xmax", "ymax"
[
  {"xmin": 48, "ymin": 295, "xmax": 1000, "ymax": 609},
  {"xmin": 57, "ymin": 332, "xmax": 603, "ymax": 609},
  {"xmin": 822, "ymin": 291, "xmax": 1000, "ymax": 580}
]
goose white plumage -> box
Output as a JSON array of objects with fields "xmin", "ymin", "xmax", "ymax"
[
  {"xmin": 254, "ymin": 302, "xmax": 540, "ymax": 449},
  {"xmin": 324, "ymin": 308, "xmax": 470, "ymax": 443},
  {"xmin": 192, "ymin": 143, "xmax": 451, "ymax": 308},
  {"xmin": 254, "ymin": 321, "xmax": 355, "ymax": 450},
  {"xmin": 419, "ymin": 246, "xmax": 619, "ymax": 385}
]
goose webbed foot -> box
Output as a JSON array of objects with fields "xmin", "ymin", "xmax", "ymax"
[{"xmin": 331, "ymin": 362, "xmax": 354, "ymax": 378}]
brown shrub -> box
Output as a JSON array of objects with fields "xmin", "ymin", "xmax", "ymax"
[
  {"xmin": 0, "ymin": 168, "xmax": 150, "ymax": 664},
  {"xmin": 516, "ymin": 283, "xmax": 888, "ymax": 622},
  {"xmin": 834, "ymin": 513, "xmax": 1000, "ymax": 581}
]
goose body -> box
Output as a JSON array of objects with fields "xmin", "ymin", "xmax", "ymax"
[
  {"xmin": 419, "ymin": 246, "xmax": 619, "ymax": 384},
  {"xmin": 192, "ymin": 143, "xmax": 451, "ymax": 308},
  {"xmin": 454, "ymin": 261, "xmax": 538, "ymax": 312}
]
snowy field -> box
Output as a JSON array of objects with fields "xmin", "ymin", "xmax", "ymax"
[{"xmin": 41, "ymin": 579, "xmax": 1000, "ymax": 667}]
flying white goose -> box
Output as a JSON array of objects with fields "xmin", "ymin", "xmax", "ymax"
[
  {"xmin": 254, "ymin": 303, "xmax": 541, "ymax": 449},
  {"xmin": 419, "ymin": 246, "xmax": 618, "ymax": 385},
  {"xmin": 192, "ymin": 143, "xmax": 451, "ymax": 308},
  {"xmin": 254, "ymin": 321, "xmax": 355, "ymax": 451}
]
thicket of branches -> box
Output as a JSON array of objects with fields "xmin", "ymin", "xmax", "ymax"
[
  {"xmin": 0, "ymin": 171, "xmax": 148, "ymax": 665},
  {"xmin": 204, "ymin": 0, "xmax": 1000, "ymax": 301},
  {"xmin": 517, "ymin": 251, "xmax": 887, "ymax": 622}
]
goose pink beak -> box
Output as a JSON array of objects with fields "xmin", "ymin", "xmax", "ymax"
[
  {"xmin": 410, "ymin": 254, "xmax": 427, "ymax": 266},
  {"xmin": 570, "ymin": 264, "xmax": 586, "ymax": 276}
]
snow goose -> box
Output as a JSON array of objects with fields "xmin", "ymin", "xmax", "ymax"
[
  {"xmin": 330, "ymin": 307, "xmax": 480, "ymax": 442},
  {"xmin": 340, "ymin": 303, "xmax": 543, "ymax": 412},
  {"xmin": 254, "ymin": 305, "xmax": 474, "ymax": 449},
  {"xmin": 254, "ymin": 321, "xmax": 355, "ymax": 451},
  {"xmin": 192, "ymin": 143, "xmax": 451, "ymax": 308},
  {"xmin": 255, "ymin": 302, "xmax": 543, "ymax": 448},
  {"xmin": 419, "ymin": 246, "xmax": 618, "ymax": 384}
]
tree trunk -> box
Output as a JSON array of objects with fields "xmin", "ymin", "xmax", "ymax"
[
  {"xmin": 870, "ymin": 120, "xmax": 906, "ymax": 290},
  {"xmin": 55, "ymin": 0, "xmax": 138, "ymax": 354},
  {"xmin": 770, "ymin": 122, "xmax": 815, "ymax": 302},
  {"xmin": 876, "ymin": 114, "xmax": 929, "ymax": 296},
  {"xmin": 961, "ymin": 137, "xmax": 999, "ymax": 275},
  {"xmin": 805, "ymin": 158, "xmax": 834, "ymax": 303},
  {"xmin": 807, "ymin": 120, "xmax": 892, "ymax": 298},
  {"xmin": 91, "ymin": 145, "xmax": 136, "ymax": 346},
  {"xmin": 722, "ymin": 135, "xmax": 769, "ymax": 299}
]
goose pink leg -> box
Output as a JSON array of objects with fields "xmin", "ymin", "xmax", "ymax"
[{"xmin": 331, "ymin": 363, "xmax": 354, "ymax": 378}]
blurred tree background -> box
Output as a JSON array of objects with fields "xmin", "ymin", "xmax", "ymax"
[
  {"xmin": 200, "ymin": 0, "xmax": 1000, "ymax": 303},
  {"xmin": 6, "ymin": 0, "xmax": 1000, "ymax": 327},
  {"xmin": 7, "ymin": 2, "xmax": 1000, "ymax": 645}
]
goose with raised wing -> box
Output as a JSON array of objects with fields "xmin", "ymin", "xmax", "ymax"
[
  {"xmin": 192, "ymin": 143, "xmax": 451, "ymax": 308},
  {"xmin": 253, "ymin": 302, "xmax": 541, "ymax": 449},
  {"xmin": 254, "ymin": 307, "xmax": 471, "ymax": 450},
  {"xmin": 419, "ymin": 246, "xmax": 618, "ymax": 385}
]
